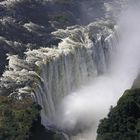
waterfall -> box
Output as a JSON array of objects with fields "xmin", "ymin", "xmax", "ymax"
[
  {"xmin": 1, "ymin": 0, "xmax": 140, "ymax": 140},
  {"xmin": 32, "ymin": 21, "xmax": 118, "ymax": 126},
  {"xmin": 0, "ymin": 20, "xmax": 117, "ymax": 130},
  {"xmin": 54, "ymin": 5, "xmax": 140, "ymax": 140}
]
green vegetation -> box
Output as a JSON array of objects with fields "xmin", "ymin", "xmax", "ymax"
[
  {"xmin": 0, "ymin": 96, "xmax": 41, "ymax": 140},
  {"xmin": 97, "ymin": 89, "xmax": 140, "ymax": 140}
]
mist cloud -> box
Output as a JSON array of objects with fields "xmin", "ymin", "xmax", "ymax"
[{"xmin": 54, "ymin": 2, "xmax": 140, "ymax": 140}]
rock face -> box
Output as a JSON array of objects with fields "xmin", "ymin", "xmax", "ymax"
[
  {"xmin": 97, "ymin": 89, "xmax": 140, "ymax": 140},
  {"xmin": 28, "ymin": 116, "xmax": 66, "ymax": 140}
]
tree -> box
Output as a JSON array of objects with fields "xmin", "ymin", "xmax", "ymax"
[
  {"xmin": 0, "ymin": 96, "xmax": 41, "ymax": 140},
  {"xmin": 97, "ymin": 89, "xmax": 140, "ymax": 140}
]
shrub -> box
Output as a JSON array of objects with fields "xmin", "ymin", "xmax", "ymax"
[
  {"xmin": 0, "ymin": 96, "xmax": 41, "ymax": 140},
  {"xmin": 97, "ymin": 89, "xmax": 140, "ymax": 140}
]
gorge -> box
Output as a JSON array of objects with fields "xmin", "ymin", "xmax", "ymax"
[{"xmin": 0, "ymin": 0, "xmax": 140, "ymax": 140}]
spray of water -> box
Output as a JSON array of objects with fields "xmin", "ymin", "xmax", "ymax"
[{"xmin": 55, "ymin": 3, "xmax": 140, "ymax": 140}]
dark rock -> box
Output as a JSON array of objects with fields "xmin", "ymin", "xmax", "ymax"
[{"xmin": 29, "ymin": 116, "xmax": 67, "ymax": 140}]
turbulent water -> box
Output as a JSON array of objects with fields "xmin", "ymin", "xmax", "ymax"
[
  {"xmin": 0, "ymin": 19, "xmax": 117, "ymax": 136},
  {"xmin": 34, "ymin": 21, "xmax": 118, "ymax": 126}
]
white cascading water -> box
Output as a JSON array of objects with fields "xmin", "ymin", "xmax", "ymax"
[
  {"xmin": 54, "ymin": 5, "xmax": 140, "ymax": 140},
  {"xmin": 26, "ymin": 20, "xmax": 117, "ymax": 127},
  {"xmin": 1, "ymin": 20, "xmax": 116, "ymax": 129}
]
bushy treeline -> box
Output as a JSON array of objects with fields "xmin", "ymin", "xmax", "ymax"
[
  {"xmin": 97, "ymin": 89, "xmax": 140, "ymax": 140},
  {"xmin": 0, "ymin": 95, "xmax": 67, "ymax": 140},
  {"xmin": 0, "ymin": 96, "xmax": 41, "ymax": 140}
]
